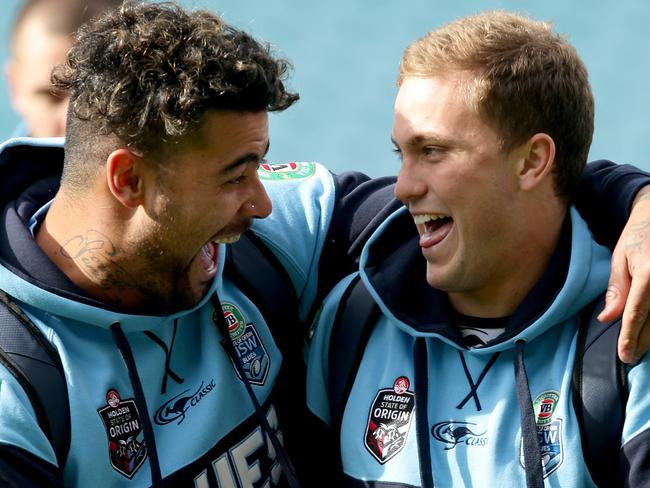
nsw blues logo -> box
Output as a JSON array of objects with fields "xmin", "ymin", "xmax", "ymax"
[
  {"xmin": 216, "ymin": 303, "xmax": 270, "ymax": 386},
  {"xmin": 365, "ymin": 377, "xmax": 415, "ymax": 464},
  {"xmin": 520, "ymin": 390, "xmax": 563, "ymax": 478}
]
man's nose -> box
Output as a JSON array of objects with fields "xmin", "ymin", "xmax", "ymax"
[
  {"xmin": 394, "ymin": 160, "xmax": 427, "ymax": 204},
  {"xmin": 244, "ymin": 176, "xmax": 272, "ymax": 219}
]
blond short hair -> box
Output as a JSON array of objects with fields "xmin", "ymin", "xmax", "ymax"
[{"xmin": 399, "ymin": 11, "xmax": 594, "ymax": 199}]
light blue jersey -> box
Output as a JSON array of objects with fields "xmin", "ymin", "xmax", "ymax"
[
  {"xmin": 308, "ymin": 205, "xmax": 650, "ymax": 487},
  {"xmin": 0, "ymin": 139, "xmax": 337, "ymax": 487}
]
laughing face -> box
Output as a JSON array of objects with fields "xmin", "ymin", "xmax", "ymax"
[
  {"xmin": 131, "ymin": 110, "xmax": 272, "ymax": 312},
  {"xmin": 392, "ymin": 73, "xmax": 526, "ymax": 313}
]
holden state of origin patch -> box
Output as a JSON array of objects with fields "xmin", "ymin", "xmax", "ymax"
[
  {"xmin": 97, "ymin": 389, "xmax": 147, "ymax": 479},
  {"xmin": 364, "ymin": 376, "xmax": 415, "ymax": 464},
  {"xmin": 258, "ymin": 162, "xmax": 315, "ymax": 181},
  {"xmin": 520, "ymin": 390, "xmax": 563, "ymax": 478},
  {"xmin": 215, "ymin": 302, "xmax": 270, "ymax": 386}
]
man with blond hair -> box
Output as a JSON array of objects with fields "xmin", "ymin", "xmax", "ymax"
[{"xmin": 307, "ymin": 11, "xmax": 650, "ymax": 487}]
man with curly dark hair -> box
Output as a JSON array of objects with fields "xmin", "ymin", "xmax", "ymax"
[
  {"xmin": 1, "ymin": 2, "xmax": 650, "ymax": 487},
  {"xmin": 0, "ymin": 2, "xmax": 312, "ymax": 486},
  {"xmin": 45, "ymin": 1, "xmax": 298, "ymax": 312}
]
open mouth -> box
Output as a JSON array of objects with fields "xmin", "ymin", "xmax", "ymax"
[
  {"xmin": 413, "ymin": 213, "xmax": 453, "ymax": 248},
  {"xmin": 198, "ymin": 241, "xmax": 219, "ymax": 278}
]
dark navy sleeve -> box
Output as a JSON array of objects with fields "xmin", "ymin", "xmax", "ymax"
[
  {"xmin": 621, "ymin": 430, "xmax": 650, "ymax": 487},
  {"xmin": 312, "ymin": 172, "xmax": 400, "ymax": 317},
  {"xmin": 0, "ymin": 445, "xmax": 63, "ymax": 488},
  {"xmin": 575, "ymin": 160, "xmax": 650, "ymax": 249}
]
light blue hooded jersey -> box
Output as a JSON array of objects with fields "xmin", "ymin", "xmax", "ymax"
[
  {"xmin": 307, "ymin": 205, "xmax": 650, "ymax": 487},
  {"xmin": 0, "ymin": 138, "xmax": 336, "ymax": 486}
]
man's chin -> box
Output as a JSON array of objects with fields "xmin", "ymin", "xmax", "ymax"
[
  {"xmin": 162, "ymin": 277, "xmax": 210, "ymax": 314},
  {"xmin": 188, "ymin": 279, "xmax": 213, "ymax": 305}
]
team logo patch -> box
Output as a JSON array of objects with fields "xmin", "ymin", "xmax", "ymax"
[
  {"xmin": 97, "ymin": 389, "xmax": 147, "ymax": 479},
  {"xmin": 365, "ymin": 376, "xmax": 415, "ymax": 464},
  {"xmin": 215, "ymin": 303, "xmax": 270, "ymax": 386},
  {"xmin": 431, "ymin": 421, "xmax": 488, "ymax": 449},
  {"xmin": 154, "ymin": 379, "xmax": 216, "ymax": 426},
  {"xmin": 520, "ymin": 390, "xmax": 563, "ymax": 478},
  {"xmin": 258, "ymin": 162, "xmax": 315, "ymax": 180}
]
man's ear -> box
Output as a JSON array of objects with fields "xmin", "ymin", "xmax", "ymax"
[
  {"xmin": 516, "ymin": 133, "xmax": 556, "ymax": 191},
  {"xmin": 106, "ymin": 148, "xmax": 146, "ymax": 208}
]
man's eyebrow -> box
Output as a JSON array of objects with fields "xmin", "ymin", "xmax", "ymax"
[
  {"xmin": 392, "ymin": 134, "xmax": 451, "ymax": 148},
  {"xmin": 223, "ymin": 141, "xmax": 270, "ymax": 173}
]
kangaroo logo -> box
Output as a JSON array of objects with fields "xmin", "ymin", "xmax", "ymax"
[
  {"xmin": 431, "ymin": 421, "xmax": 488, "ymax": 450},
  {"xmin": 155, "ymin": 380, "xmax": 216, "ymax": 426}
]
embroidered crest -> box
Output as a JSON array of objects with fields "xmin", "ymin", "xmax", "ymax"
[
  {"xmin": 97, "ymin": 389, "xmax": 147, "ymax": 479},
  {"xmin": 364, "ymin": 376, "xmax": 415, "ymax": 464},
  {"xmin": 534, "ymin": 390, "xmax": 559, "ymax": 425},
  {"xmin": 258, "ymin": 162, "xmax": 315, "ymax": 180},
  {"xmin": 216, "ymin": 302, "xmax": 270, "ymax": 386},
  {"xmin": 520, "ymin": 390, "xmax": 563, "ymax": 478}
]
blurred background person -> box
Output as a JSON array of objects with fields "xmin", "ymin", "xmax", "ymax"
[{"xmin": 5, "ymin": 0, "xmax": 122, "ymax": 137}]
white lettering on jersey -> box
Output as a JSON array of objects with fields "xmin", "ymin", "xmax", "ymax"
[{"xmin": 193, "ymin": 407, "xmax": 282, "ymax": 487}]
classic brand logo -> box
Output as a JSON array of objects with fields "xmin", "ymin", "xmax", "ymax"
[
  {"xmin": 258, "ymin": 162, "xmax": 315, "ymax": 180},
  {"xmin": 216, "ymin": 302, "xmax": 270, "ymax": 386},
  {"xmin": 364, "ymin": 377, "xmax": 415, "ymax": 464},
  {"xmin": 97, "ymin": 389, "xmax": 147, "ymax": 479},
  {"xmin": 520, "ymin": 390, "xmax": 564, "ymax": 478},
  {"xmin": 154, "ymin": 380, "xmax": 216, "ymax": 426},
  {"xmin": 431, "ymin": 421, "xmax": 488, "ymax": 449}
]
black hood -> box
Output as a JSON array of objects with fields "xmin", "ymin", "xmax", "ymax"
[
  {"xmin": 362, "ymin": 207, "xmax": 571, "ymax": 347},
  {"xmin": 0, "ymin": 139, "xmax": 104, "ymax": 305}
]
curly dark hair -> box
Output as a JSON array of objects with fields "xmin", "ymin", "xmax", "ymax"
[{"xmin": 53, "ymin": 0, "xmax": 298, "ymax": 156}]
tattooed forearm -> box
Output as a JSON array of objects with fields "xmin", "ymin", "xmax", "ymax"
[{"xmin": 624, "ymin": 195, "xmax": 650, "ymax": 251}]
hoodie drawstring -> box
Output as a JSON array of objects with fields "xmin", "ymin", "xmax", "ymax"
[
  {"xmin": 514, "ymin": 340, "xmax": 545, "ymax": 488},
  {"xmin": 144, "ymin": 319, "xmax": 184, "ymax": 395},
  {"xmin": 457, "ymin": 350, "xmax": 500, "ymax": 411},
  {"xmin": 210, "ymin": 292, "xmax": 302, "ymax": 488},
  {"xmin": 110, "ymin": 321, "xmax": 163, "ymax": 488},
  {"xmin": 414, "ymin": 337, "xmax": 435, "ymax": 488}
]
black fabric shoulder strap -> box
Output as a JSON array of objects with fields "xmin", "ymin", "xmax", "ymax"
[
  {"xmin": 327, "ymin": 275, "xmax": 380, "ymax": 430},
  {"xmin": 225, "ymin": 230, "xmax": 299, "ymax": 354},
  {"xmin": 572, "ymin": 294, "xmax": 627, "ymax": 487},
  {"xmin": 0, "ymin": 290, "xmax": 70, "ymax": 469},
  {"xmin": 224, "ymin": 231, "xmax": 308, "ymax": 483}
]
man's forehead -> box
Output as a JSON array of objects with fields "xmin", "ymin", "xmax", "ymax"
[{"xmin": 12, "ymin": 17, "xmax": 71, "ymax": 63}]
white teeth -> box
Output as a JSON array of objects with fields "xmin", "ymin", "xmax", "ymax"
[
  {"xmin": 214, "ymin": 235, "xmax": 241, "ymax": 244},
  {"xmin": 413, "ymin": 213, "xmax": 449, "ymax": 225}
]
